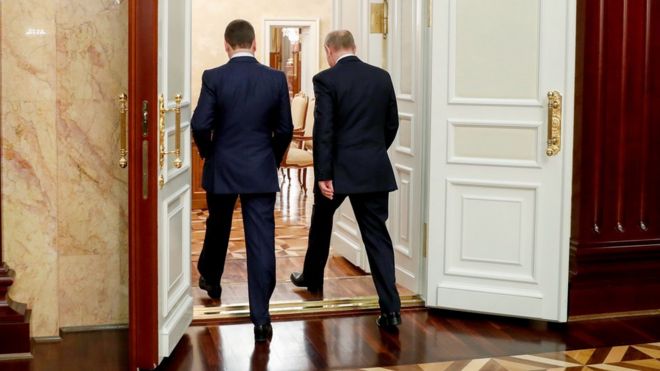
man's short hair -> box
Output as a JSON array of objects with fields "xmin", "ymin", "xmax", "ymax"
[
  {"xmin": 324, "ymin": 30, "xmax": 356, "ymax": 50},
  {"xmin": 225, "ymin": 19, "xmax": 255, "ymax": 49}
]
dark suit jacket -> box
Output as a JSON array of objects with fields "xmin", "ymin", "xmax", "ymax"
[
  {"xmin": 313, "ymin": 56, "xmax": 399, "ymax": 194},
  {"xmin": 191, "ymin": 56, "xmax": 294, "ymax": 194}
]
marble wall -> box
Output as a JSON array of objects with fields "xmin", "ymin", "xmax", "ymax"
[
  {"xmin": 1, "ymin": 0, "xmax": 128, "ymax": 337},
  {"xmin": 192, "ymin": 0, "xmax": 334, "ymax": 105}
]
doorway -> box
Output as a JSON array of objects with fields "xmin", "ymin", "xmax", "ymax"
[
  {"xmin": 127, "ymin": 0, "xmax": 578, "ymax": 367},
  {"xmin": 187, "ymin": 5, "xmax": 424, "ymax": 321},
  {"xmin": 263, "ymin": 20, "xmax": 319, "ymax": 97}
]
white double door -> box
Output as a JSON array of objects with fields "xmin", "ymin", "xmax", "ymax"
[{"xmin": 331, "ymin": 0, "xmax": 575, "ymax": 321}]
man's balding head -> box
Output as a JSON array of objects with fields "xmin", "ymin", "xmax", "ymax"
[
  {"xmin": 324, "ymin": 30, "xmax": 356, "ymax": 51},
  {"xmin": 323, "ymin": 30, "xmax": 357, "ymax": 67}
]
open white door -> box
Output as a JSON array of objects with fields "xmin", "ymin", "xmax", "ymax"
[
  {"xmin": 386, "ymin": 0, "xmax": 426, "ymax": 293},
  {"xmin": 156, "ymin": 0, "xmax": 193, "ymax": 359},
  {"xmin": 426, "ymin": 0, "xmax": 575, "ymax": 321},
  {"xmin": 330, "ymin": 0, "xmax": 426, "ymax": 289}
]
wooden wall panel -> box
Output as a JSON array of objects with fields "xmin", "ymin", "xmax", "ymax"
[
  {"xmin": 191, "ymin": 143, "xmax": 206, "ymax": 210},
  {"xmin": 570, "ymin": 0, "xmax": 660, "ymax": 316}
]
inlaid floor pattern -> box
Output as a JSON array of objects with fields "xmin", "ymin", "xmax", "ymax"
[
  {"xmin": 190, "ymin": 176, "xmax": 414, "ymax": 307},
  {"xmin": 357, "ymin": 343, "xmax": 660, "ymax": 371}
]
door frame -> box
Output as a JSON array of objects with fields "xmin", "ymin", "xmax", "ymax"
[
  {"xmin": 128, "ymin": 0, "xmax": 159, "ymax": 369},
  {"xmin": 262, "ymin": 18, "xmax": 320, "ymax": 95}
]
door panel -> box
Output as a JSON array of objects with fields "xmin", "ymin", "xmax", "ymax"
[
  {"xmin": 427, "ymin": 0, "xmax": 575, "ymax": 321},
  {"xmin": 129, "ymin": 0, "xmax": 193, "ymax": 368},
  {"xmin": 387, "ymin": 0, "xmax": 424, "ymax": 292},
  {"xmin": 156, "ymin": 0, "xmax": 193, "ymax": 360}
]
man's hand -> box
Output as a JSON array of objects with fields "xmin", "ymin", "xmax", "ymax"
[{"xmin": 318, "ymin": 180, "xmax": 334, "ymax": 200}]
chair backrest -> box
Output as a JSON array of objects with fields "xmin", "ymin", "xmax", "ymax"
[
  {"xmin": 291, "ymin": 93, "xmax": 308, "ymax": 131},
  {"xmin": 304, "ymin": 97, "xmax": 315, "ymax": 137}
]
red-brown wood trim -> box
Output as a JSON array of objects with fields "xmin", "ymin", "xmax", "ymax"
[
  {"xmin": 128, "ymin": 0, "xmax": 159, "ymax": 369},
  {"xmin": 570, "ymin": 0, "xmax": 660, "ymax": 316},
  {"xmin": 0, "ymin": 5, "xmax": 31, "ymax": 356},
  {"xmin": 191, "ymin": 143, "xmax": 207, "ymax": 210}
]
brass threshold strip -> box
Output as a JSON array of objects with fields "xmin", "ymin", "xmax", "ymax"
[{"xmin": 193, "ymin": 294, "xmax": 424, "ymax": 323}]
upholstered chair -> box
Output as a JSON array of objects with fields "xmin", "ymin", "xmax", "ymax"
[{"xmin": 290, "ymin": 92, "xmax": 308, "ymax": 133}]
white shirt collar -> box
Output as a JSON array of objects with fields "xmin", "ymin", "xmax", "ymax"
[
  {"xmin": 231, "ymin": 51, "xmax": 255, "ymax": 59},
  {"xmin": 336, "ymin": 53, "xmax": 355, "ymax": 63}
]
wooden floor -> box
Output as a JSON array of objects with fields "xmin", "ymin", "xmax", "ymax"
[
  {"xmin": 191, "ymin": 173, "xmax": 413, "ymax": 308},
  {"xmin": 4, "ymin": 310, "xmax": 659, "ymax": 371}
]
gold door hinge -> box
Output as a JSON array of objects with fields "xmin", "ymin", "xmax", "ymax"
[
  {"xmin": 427, "ymin": 0, "xmax": 432, "ymax": 28},
  {"xmin": 370, "ymin": 0, "xmax": 389, "ymax": 39}
]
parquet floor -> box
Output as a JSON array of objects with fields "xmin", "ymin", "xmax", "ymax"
[
  {"xmin": 191, "ymin": 172, "xmax": 416, "ymax": 308},
  {"xmin": 355, "ymin": 343, "xmax": 660, "ymax": 370}
]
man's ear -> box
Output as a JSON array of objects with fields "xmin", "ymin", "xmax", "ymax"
[
  {"xmin": 224, "ymin": 41, "xmax": 232, "ymax": 54},
  {"xmin": 251, "ymin": 39, "xmax": 257, "ymax": 53}
]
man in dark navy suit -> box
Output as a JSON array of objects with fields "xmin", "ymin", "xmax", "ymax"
[
  {"xmin": 191, "ymin": 19, "xmax": 293, "ymax": 342},
  {"xmin": 290, "ymin": 30, "xmax": 402, "ymax": 328}
]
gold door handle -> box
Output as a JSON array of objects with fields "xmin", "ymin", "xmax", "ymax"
[
  {"xmin": 159, "ymin": 94, "xmax": 183, "ymax": 173},
  {"xmin": 546, "ymin": 91, "xmax": 562, "ymax": 157},
  {"xmin": 118, "ymin": 93, "xmax": 128, "ymax": 168}
]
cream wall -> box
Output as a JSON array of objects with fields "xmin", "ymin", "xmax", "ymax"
[
  {"xmin": 1, "ymin": 0, "xmax": 128, "ymax": 337},
  {"xmin": 191, "ymin": 0, "xmax": 333, "ymax": 106}
]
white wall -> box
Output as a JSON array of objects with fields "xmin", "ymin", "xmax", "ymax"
[{"xmin": 191, "ymin": 0, "xmax": 333, "ymax": 106}]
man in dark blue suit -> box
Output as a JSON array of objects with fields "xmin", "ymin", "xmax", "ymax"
[
  {"xmin": 191, "ymin": 19, "xmax": 293, "ymax": 342},
  {"xmin": 290, "ymin": 30, "xmax": 402, "ymax": 328}
]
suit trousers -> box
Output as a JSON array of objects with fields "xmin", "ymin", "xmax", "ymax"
[
  {"xmin": 197, "ymin": 192, "xmax": 277, "ymax": 326},
  {"xmin": 302, "ymin": 191, "xmax": 401, "ymax": 313}
]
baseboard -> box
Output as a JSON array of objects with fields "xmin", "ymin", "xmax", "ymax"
[
  {"xmin": 569, "ymin": 242, "xmax": 660, "ymax": 316},
  {"xmin": 0, "ymin": 352, "xmax": 33, "ymax": 361},
  {"xmin": 569, "ymin": 309, "xmax": 660, "ymax": 322},
  {"xmin": 60, "ymin": 323, "xmax": 129, "ymax": 333},
  {"xmin": 32, "ymin": 336, "xmax": 62, "ymax": 343}
]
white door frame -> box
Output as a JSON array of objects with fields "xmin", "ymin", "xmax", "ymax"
[{"xmin": 262, "ymin": 18, "xmax": 320, "ymax": 95}]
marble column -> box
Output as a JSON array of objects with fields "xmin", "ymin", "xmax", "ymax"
[{"xmin": 0, "ymin": 2, "xmax": 31, "ymax": 357}]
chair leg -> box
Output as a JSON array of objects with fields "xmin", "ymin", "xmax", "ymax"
[
  {"xmin": 302, "ymin": 168, "xmax": 308, "ymax": 194},
  {"xmin": 287, "ymin": 169, "xmax": 291, "ymax": 181}
]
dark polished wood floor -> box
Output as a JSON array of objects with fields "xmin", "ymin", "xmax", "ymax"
[{"xmin": 4, "ymin": 310, "xmax": 659, "ymax": 371}]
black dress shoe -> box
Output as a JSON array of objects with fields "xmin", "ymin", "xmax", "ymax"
[
  {"xmin": 254, "ymin": 323, "xmax": 273, "ymax": 342},
  {"xmin": 376, "ymin": 312, "xmax": 402, "ymax": 328},
  {"xmin": 290, "ymin": 272, "xmax": 323, "ymax": 293},
  {"xmin": 199, "ymin": 276, "xmax": 221, "ymax": 300}
]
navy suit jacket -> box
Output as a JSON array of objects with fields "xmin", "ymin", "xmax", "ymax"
[
  {"xmin": 313, "ymin": 56, "xmax": 399, "ymax": 194},
  {"xmin": 191, "ymin": 56, "xmax": 294, "ymax": 194}
]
